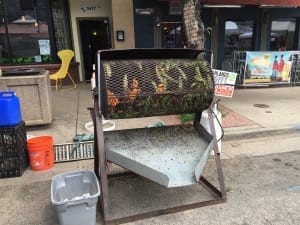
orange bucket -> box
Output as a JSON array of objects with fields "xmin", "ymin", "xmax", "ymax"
[{"xmin": 27, "ymin": 136, "xmax": 54, "ymax": 171}]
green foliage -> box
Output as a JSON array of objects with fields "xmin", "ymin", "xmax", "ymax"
[
  {"xmin": 179, "ymin": 114, "xmax": 194, "ymax": 123},
  {"xmin": 23, "ymin": 57, "xmax": 32, "ymax": 63},
  {"xmin": 16, "ymin": 57, "xmax": 23, "ymax": 63},
  {"xmin": 0, "ymin": 57, "xmax": 9, "ymax": 64},
  {"xmin": 205, "ymin": 27, "xmax": 212, "ymax": 36},
  {"xmin": 106, "ymin": 59, "xmax": 214, "ymax": 119}
]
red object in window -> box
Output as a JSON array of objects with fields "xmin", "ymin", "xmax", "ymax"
[
  {"xmin": 272, "ymin": 56, "xmax": 278, "ymax": 71},
  {"xmin": 278, "ymin": 55, "xmax": 285, "ymax": 72}
]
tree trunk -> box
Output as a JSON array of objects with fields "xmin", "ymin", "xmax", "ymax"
[{"xmin": 183, "ymin": 0, "xmax": 205, "ymax": 49}]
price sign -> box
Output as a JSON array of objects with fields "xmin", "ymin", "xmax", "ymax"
[{"xmin": 212, "ymin": 69, "xmax": 237, "ymax": 98}]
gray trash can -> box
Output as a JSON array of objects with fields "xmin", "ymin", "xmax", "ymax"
[{"xmin": 51, "ymin": 170, "xmax": 100, "ymax": 225}]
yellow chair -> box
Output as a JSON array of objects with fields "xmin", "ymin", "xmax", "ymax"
[{"xmin": 50, "ymin": 49, "xmax": 76, "ymax": 90}]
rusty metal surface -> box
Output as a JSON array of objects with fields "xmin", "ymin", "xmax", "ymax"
[
  {"xmin": 96, "ymin": 49, "xmax": 214, "ymax": 119},
  {"xmin": 100, "ymin": 172, "xmax": 225, "ymax": 225}
]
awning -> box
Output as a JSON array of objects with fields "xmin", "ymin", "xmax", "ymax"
[{"xmin": 201, "ymin": 0, "xmax": 300, "ymax": 6}]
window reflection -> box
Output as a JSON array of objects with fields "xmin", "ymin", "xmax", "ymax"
[
  {"xmin": 224, "ymin": 20, "xmax": 254, "ymax": 58},
  {"xmin": 0, "ymin": 0, "xmax": 50, "ymax": 64},
  {"xmin": 270, "ymin": 19, "xmax": 295, "ymax": 51}
]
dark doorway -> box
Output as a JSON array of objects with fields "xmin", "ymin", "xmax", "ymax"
[
  {"xmin": 160, "ymin": 22, "xmax": 184, "ymax": 48},
  {"xmin": 78, "ymin": 18, "xmax": 111, "ymax": 80}
]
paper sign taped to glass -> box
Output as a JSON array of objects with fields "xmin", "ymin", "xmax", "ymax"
[
  {"xmin": 213, "ymin": 69, "xmax": 237, "ymax": 98},
  {"xmin": 38, "ymin": 40, "xmax": 50, "ymax": 55}
]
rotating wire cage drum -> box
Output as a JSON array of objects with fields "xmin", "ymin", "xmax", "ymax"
[{"xmin": 96, "ymin": 49, "xmax": 214, "ymax": 119}]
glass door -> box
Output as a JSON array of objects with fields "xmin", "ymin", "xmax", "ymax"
[
  {"xmin": 223, "ymin": 20, "xmax": 254, "ymax": 84},
  {"xmin": 270, "ymin": 18, "xmax": 296, "ymax": 51},
  {"xmin": 79, "ymin": 19, "xmax": 111, "ymax": 80},
  {"xmin": 224, "ymin": 20, "xmax": 254, "ymax": 59},
  {"xmin": 160, "ymin": 22, "xmax": 184, "ymax": 48}
]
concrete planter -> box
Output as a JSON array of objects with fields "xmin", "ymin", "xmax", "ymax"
[{"xmin": 0, "ymin": 70, "xmax": 52, "ymax": 126}]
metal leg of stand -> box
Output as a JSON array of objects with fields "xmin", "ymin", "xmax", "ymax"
[
  {"xmin": 90, "ymin": 101, "xmax": 110, "ymax": 223},
  {"xmin": 89, "ymin": 108, "xmax": 99, "ymax": 178},
  {"xmin": 207, "ymin": 106, "xmax": 226, "ymax": 196}
]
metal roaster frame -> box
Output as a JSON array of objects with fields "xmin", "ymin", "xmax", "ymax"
[{"xmin": 90, "ymin": 48, "xmax": 226, "ymax": 225}]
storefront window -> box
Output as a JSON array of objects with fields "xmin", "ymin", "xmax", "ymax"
[
  {"xmin": 0, "ymin": 0, "xmax": 51, "ymax": 64},
  {"xmin": 0, "ymin": 0, "xmax": 71, "ymax": 65},
  {"xmin": 51, "ymin": 0, "xmax": 72, "ymax": 51},
  {"xmin": 270, "ymin": 19, "xmax": 296, "ymax": 51},
  {"xmin": 224, "ymin": 20, "xmax": 254, "ymax": 58}
]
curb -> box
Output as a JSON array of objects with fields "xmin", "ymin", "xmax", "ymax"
[{"xmin": 222, "ymin": 126, "xmax": 298, "ymax": 142}]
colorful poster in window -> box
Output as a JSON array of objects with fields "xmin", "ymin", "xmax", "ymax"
[
  {"xmin": 213, "ymin": 69, "xmax": 237, "ymax": 98},
  {"xmin": 244, "ymin": 51, "xmax": 293, "ymax": 84}
]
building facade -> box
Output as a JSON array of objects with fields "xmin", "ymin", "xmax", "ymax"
[
  {"xmin": 0, "ymin": 0, "xmax": 135, "ymax": 81},
  {"xmin": 0, "ymin": 0, "xmax": 300, "ymax": 81}
]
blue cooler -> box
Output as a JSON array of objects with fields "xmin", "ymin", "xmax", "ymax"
[{"xmin": 0, "ymin": 91, "xmax": 22, "ymax": 126}]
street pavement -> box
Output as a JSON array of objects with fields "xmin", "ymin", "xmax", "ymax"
[
  {"xmin": 0, "ymin": 135, "xmax": 299, "ymax": 225},
  {"xmin": 1, "ymin": 82, "xmax": 300, "ymax": 225}
]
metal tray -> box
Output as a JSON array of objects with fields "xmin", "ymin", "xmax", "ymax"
[{"xmin": 105, "ymin": 123, "xmax": 213, "ymax": 188}]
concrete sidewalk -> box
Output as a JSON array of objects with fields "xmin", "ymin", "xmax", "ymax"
[
  {"xmin": 26, "ymin": 82, "xmax": 300, "ymax": 145},
  {"xmin": 24, "ymin": 82, "xmax": 300, "ymax": 163},
  {"xmin": 220, "ymin": 85, "xmax": 300, "ymax": 139}
]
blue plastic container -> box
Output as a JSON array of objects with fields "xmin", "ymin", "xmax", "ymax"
[{"xmin": 0, "ymin": 91, "xmax": 22, "ymax": 126}]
